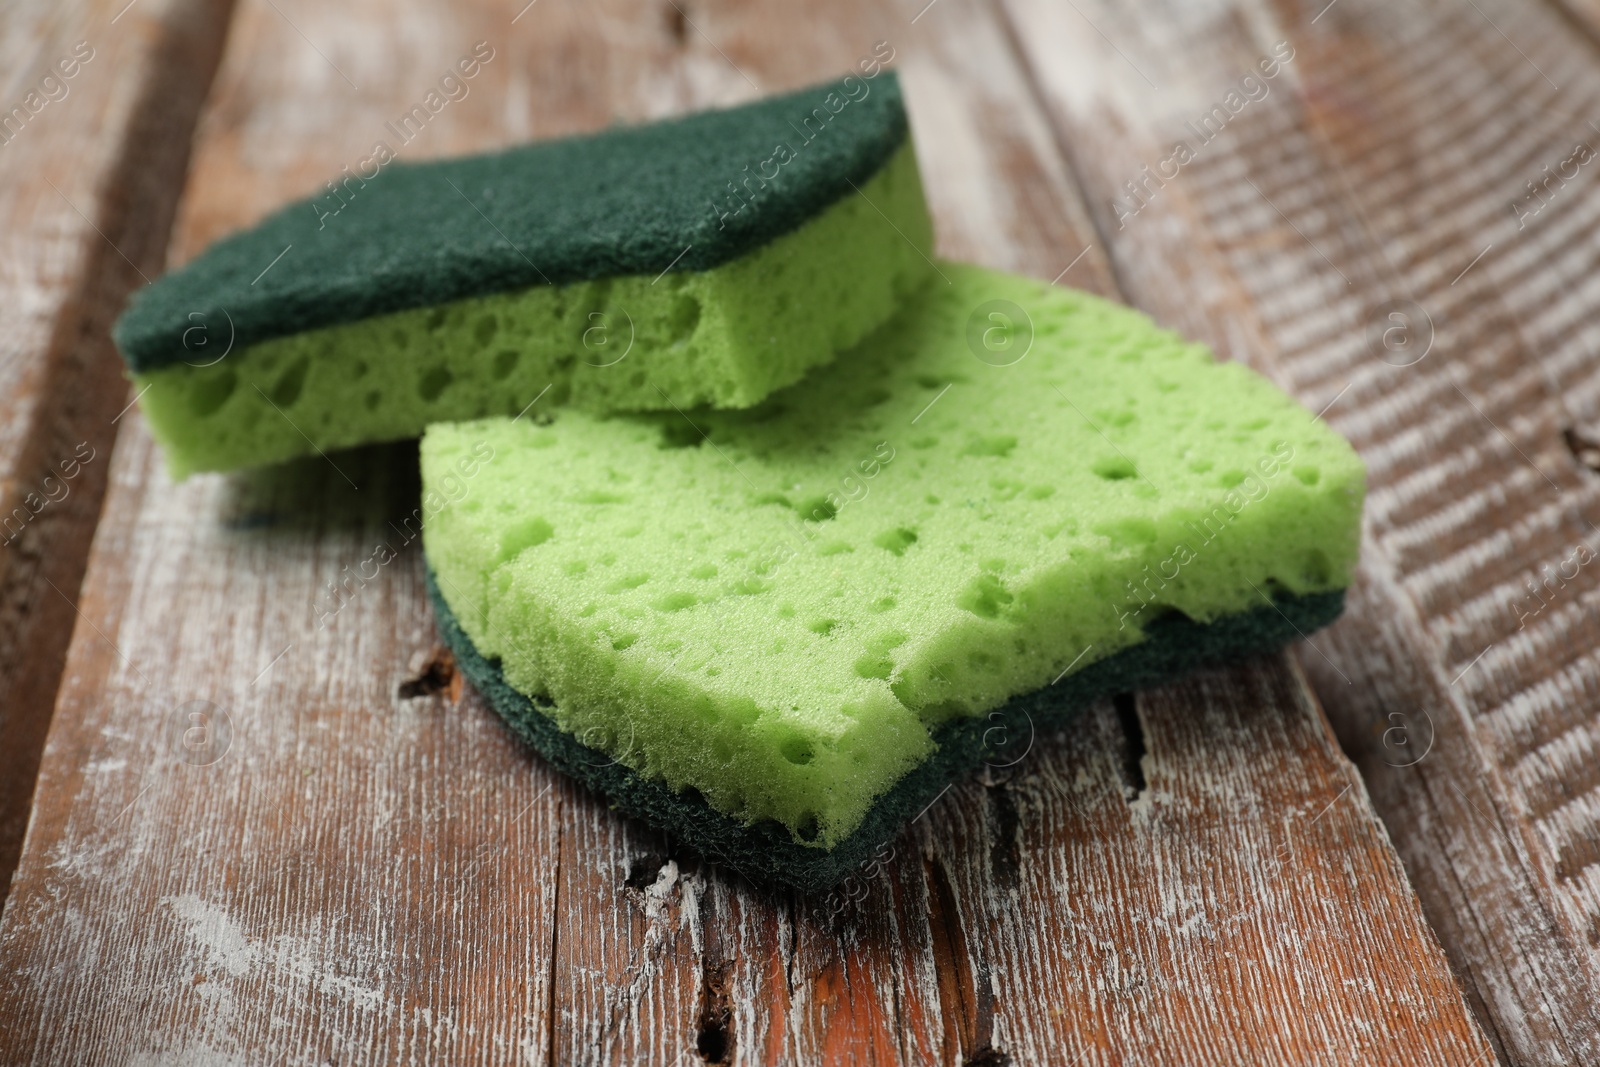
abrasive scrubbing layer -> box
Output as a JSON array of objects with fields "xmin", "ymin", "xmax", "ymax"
[
  {"xmin": 429, "ymin": 567, "xmax": 1344, "ymax": 892},
  {"xmin": 422, "ymin": 264, "xmax": 1366, "ymax": 849},
  {"xmin": 133, "ymin": 142, "xmax": 932, "ymax": 477}
]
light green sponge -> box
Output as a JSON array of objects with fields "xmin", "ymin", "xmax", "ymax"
[
  {"xmin": 422, "ymin": 263, "xmax": 1365, "ymax": 849},
  {"xmin": 115, "ymin": 74, "xmax": 931, "ymax": 476}
]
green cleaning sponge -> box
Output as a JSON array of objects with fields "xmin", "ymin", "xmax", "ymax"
[
  {"xmin": 421, "ymin": 262, "xmax": 1365, "ymax": 869},
  {"xmin": 114, "ymin": 72, "xmax": 932, "ymax": 476},
  {"xmin": 428, "ymin": 568, "xmax": 1344, "ymax": 891}
]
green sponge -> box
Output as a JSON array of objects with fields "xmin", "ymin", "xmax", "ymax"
[
  {"xmin": 114, "ymin": 72, "xmax": 931, "ymax": 476},
  {"xmin": 428, "ymin": 567, "xmax": 1344, "ymax": 892},
  {"xmin": 422, "ymin": 262, "xmax": 1365, "ymax": 867}
]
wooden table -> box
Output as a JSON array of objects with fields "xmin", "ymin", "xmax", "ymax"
[{"xmin": 0, "ymin": 0, "xmax": 1596, "ymax": 1063}]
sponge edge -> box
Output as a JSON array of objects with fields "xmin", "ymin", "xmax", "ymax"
[
  {"xmin": 131, "ymin": 140, "xmax": 932, "ymax": 477},
  {"xmin": 421, "ymin": 263, "xmax": 1367, "ymax": 849},
  {"xmin": 428, "ymin": 566, "xmax": 1346, "ymax": 892}
]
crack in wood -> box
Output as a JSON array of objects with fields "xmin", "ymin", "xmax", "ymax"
[
  {"xmin": 986, "ymin": 780, "xmax": 1022, "ymax": 887},
  {"xmin": 398, "ymin": 645, "xmax": 456, "ymax": 699},
  {"xmin": 925, "ymin": 856, "xmax": 1002, "ymax": 1065},
  {"xmin": 1112, "ymin": 692, "xmax": 1148, "ymax": 802},
  {"xmin": 546, "ymin": 786, "xmax": 564, "ymax": 1067},
  {"xmin": 694, "ymin": 959, "xmax": 735, "ymax": 1064},
  {"xmin": 782, "ymin": 890, "xmax": 797, "ymax": 1000},
  {"xmin": 694, "ymin": 873, "xmax": 735, "ymax": 1065},
  {"xmin": 624, "ymin": 852, "xmax": 669, "ymax": 894},
  {"xmin": 1562, "ymin": 426, "xmax": 1600, "ymax": 473},
  {"xmin": 664, "ymin": 0, "xmax": 688, "ymax": 45}
]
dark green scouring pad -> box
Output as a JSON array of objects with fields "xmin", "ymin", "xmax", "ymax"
[
  {"xmin": 115, "ymin": 72, "xmax": 932, "ymax": 476},
  {"xmin": 429, "ymin": 567, "xmax": 1343, "ymax": 893},
  {"xmin": 418, "ymin": 263, "xmax": 1366, "ymax": 890}
]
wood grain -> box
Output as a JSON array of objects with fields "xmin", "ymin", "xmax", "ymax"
[
  {"xmin": 0, "ymin": 0, "xmax": 234, "ymax": 901},
  {"xmin": 991, "ymin": 0, "xmax": 1600, "ymax": 1061},
  {"xmin": 0, "ymin": 0, "xmax": 1494, "ymax": 1063}
]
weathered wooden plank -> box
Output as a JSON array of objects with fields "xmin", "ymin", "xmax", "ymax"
[
  {"xmin": 0, "ymin": 0, "xmax": 1495, "ymax": 1063},
  {"xmin": 993, "ymin": 0, "xmax": 1600, "ymax": 1061},
  {"xmin": 0, "ymin": 0, "xmax": 234, "ymax": 900}
]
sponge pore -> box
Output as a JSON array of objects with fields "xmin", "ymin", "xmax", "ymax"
[{"xmin": 421, "ymin": 263, "xmax": 1366, "ymax": 849}]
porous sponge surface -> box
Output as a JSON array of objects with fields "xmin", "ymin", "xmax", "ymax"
[
  {"xmin": 133, "ymin": 143, "xmax": 931, "ymax": 477},
  {"xmin": 115, "ymin": 72, "xmax": 914, "ymax": 372},
  {"xmin": 422, "ymin": 263, "xmax": 1366, "ymax": 848}
]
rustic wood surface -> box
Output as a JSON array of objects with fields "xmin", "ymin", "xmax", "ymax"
[
  {"xmin": 2, "ymin": 0, "xmax": 1590, "ymax": 1062},
  {"xmin": 0, "ymin": 0, "xmax": 234, "ymax": 902},
  {"xmin": 991, "ymin": 0, "xmax": 1600, "ymax": 1061}
]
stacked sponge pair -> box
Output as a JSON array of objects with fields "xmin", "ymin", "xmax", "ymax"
[{"xmin": 115, "ymin": 74, "xmax": 1364, "ymax": 891}]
